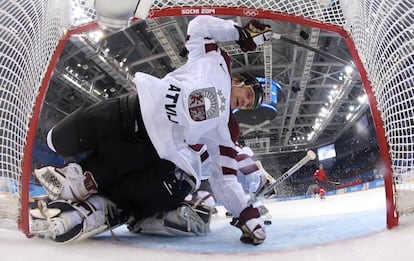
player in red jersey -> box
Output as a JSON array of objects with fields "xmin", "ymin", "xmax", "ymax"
[{"xmin": 313, "ymin": 164, "xmax": 329, "ymax": 199}]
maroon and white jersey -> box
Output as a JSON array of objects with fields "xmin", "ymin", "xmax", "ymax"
[
  {"xmin": 235, "ymin": 146, "xmax": 262, "ymax": 194},
  {"xmin": 134, "ymin": 16, "xmax": 248, "ymax": 216}
]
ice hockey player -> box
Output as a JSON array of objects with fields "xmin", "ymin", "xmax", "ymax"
[
  {"xmin": 30, "ymin": 162, "xmax": 212, "ymax": 242},
  {"xmin": 190, "ymin": 113, "xmax": 273, "ymax": 221},
  {"xmin": 34, "ymin": 15, "xmax": 272, "ymax": 245},
  {"xmin": 313, "ymin": 163, "xmax": 329, "ymax": 199}
]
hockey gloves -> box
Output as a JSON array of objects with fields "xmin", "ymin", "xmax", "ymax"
[
  {"xmin": 235, "ymin": 19, "xmax": 272, "ymax": 52},
  {"xmin": 230, "ymin": 206, "xmax": 266, "ymax": 245},
  {"xmin": 34, "ymin": 163, "xmax": 97, "ymax": 201}
]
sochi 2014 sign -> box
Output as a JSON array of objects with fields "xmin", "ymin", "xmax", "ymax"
[{"xmin": 180, "ymin": 8, "xmax": 217, "ymax": 15}]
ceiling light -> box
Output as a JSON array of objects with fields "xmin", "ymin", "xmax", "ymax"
[
  {"xmin": 62, "ymin": 74, "xmax": 81, "ymax": 88},
  {"xmin": 345, "ymin": 65, "xmax": 353, "ymax": 75},
  {"xmin": 358, "ymin": 94, "xmax": 367, "ymax": 104},
  {"xmin": 88, "ymin": 30, "xmax": 104, "ymax": 42}
]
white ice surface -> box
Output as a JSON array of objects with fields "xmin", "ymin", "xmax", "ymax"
[{"xmin": 2, "ymin": 187, "xmax": 414, "ymax": 260}]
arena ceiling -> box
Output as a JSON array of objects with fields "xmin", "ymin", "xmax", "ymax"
[{"xmin": 43, "ymin": 15, "xmax": 369, "ymax": 156}]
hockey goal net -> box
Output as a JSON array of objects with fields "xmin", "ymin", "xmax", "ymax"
[{"xmin": 0, "ymin": 0, "xmax": 413, "ymax": 234}]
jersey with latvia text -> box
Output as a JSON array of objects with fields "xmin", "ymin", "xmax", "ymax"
[{"xmin": 134, "ymin": 16, "xmax": 248, "ymax": 216}]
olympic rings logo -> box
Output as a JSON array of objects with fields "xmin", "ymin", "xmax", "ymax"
[{"xmin": 243, "ymin": 9, "xmax": 259, "ymax": 17}]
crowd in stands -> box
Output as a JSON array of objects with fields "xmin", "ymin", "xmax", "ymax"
[
  {"xmin": 271, "ymin": 146, "xmax": 382, "ymax": 198},
  {"xmin": 31, "ymin": 125, "xmax": 384, "ymax": 198}
]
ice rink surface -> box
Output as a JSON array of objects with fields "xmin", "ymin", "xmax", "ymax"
[{"xmin": 2, "ymin": 187, "xmax": 414, "ymax": 261}]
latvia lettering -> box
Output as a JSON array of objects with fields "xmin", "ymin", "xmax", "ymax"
[{"xmin": 165, "ymin": 84, "xmax": 180, "ymax": 124}]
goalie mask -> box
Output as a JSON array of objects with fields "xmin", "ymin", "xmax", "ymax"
[{"xmin": 234, "ymin": 74, "xmax": 264, "ymax": 110}]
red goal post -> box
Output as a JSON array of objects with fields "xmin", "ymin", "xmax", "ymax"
[{"xmin": 0, "ymin": 0, "xmax": 412, "ymax": 235}]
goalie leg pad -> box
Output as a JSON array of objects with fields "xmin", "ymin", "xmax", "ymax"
[
  {"xmin": 129, "ymin": 212, "xmax": 180, "ymax": 236},
  {"xmin": 164, "ymin": 204, "xmax": 210, "ymax": 235},
  {"xmin": 31, "ymin": 219, "xmax": 52, "ymax": 235},
  {"xmin": 192, "ymin": 204, "xmax": 212, "ymax": 226},
  {"xmin": 129, "ymin": 204, "xmax": 211, "ymax": 237},
  {"xmin": 31, "ymin": 195, "xmax": 113, "ymax": 243}
]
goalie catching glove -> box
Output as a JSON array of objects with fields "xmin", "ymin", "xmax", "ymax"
[
  {"xmin": 235, "ymin": 19, "xmax": 272, "ymax": 52},
  {"xmin": 34, "ymin": 163, "xmax": 98, "ymax": 201},
  {"xmin": 230, "ymin": 206, "xmax": 266, "ymax": 245}
]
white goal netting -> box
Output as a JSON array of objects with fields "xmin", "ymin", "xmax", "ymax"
[
  {"xmin": 0, "ymin": 0, "xmax": 70, "ymax": 224},
  {"xmin": 0, "ymin": 0, "xmax": 413, "ymax": 232}
]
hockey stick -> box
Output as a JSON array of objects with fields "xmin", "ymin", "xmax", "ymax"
[
  {"xmin": 255, "ymin": 160, "xmax": 276, "ymax": 184},
  {"xmin": 328, "ymin": 181, "xmax": 341, "ymax": 185},
  {"xmin": 272, "ymin": 33, "xmax": 354, "ymax": 67},
  {"xmin": 264, "ymin": 150, "xmax": 317, "ymax": 197}
]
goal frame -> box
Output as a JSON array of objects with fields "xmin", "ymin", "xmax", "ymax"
[
  {"xmin": 19, "ymin": 22, "xmax": 100, "ymax": 234},
  {"xmin": 14, "ymin": 5, "xmax": 398, "ymax": 235},
  {"xmin": 139, "ymin": 7, "xmax": 398, "ymax": 229}
]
